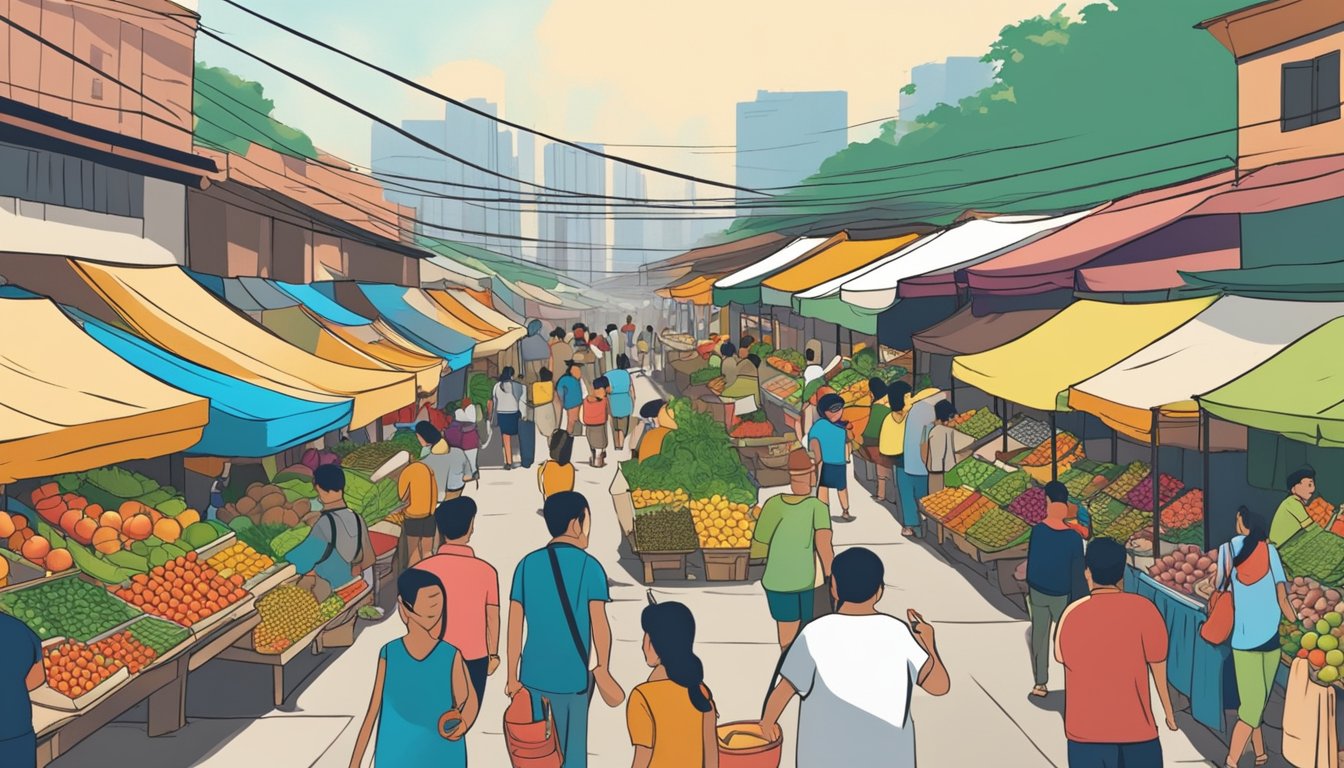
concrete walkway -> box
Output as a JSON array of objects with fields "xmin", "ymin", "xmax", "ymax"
[{"xmin": 48, "ymin": 370, "xmax": 1271, "ymax": 767}]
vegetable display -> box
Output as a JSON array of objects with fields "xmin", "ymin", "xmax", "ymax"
[
  {"xmin": 689, "ymin": 365, "xmax": 722, "ymax": 385},
  {"xmin": 943, "ymin": 494, "xmax": 997, "ymax": 535},
  {"xmin": 1161, "ymin": 489, "xmax": 1204, "ymax": 531},
  {"xmin": 1281, "ymin": 528, "xmax": 1344, "ymax": 585},
  {"xmin": 207, "ymin": 541, "xmax": 275, "ymax": 581},
  {"xmin": 950, "ymin": 408, "xmax": 1003, "ymax": 440},
  {"xmin": 763, "ymin": 376, "xmax": 800, "ymax": 401},
  {"xmin": 217, "ymin": 482, "xmax": 316, "ymax": 531},
  {"xmin": 983, "ymin": 472, "xmax": 1031, "ymax": 507},
  {"xmin": 765, "ymin": 350, "xmax": 804, "ymax": 376},
  {"xmin": 1006, "ymin": 487, "xmax": 1049, "ymax": 525},
  {"xmin": 632, "ymin": 506, "xmax": 699, "ymax": 552},
  {"xmin": 1289, "ymin": 577, "xmax": 1342, "ymax": 631},
  {"xmin": 1123, "ymin": 473, "xmax": 1184, "ymax": 512},
  {"xmin": 1308, "ymin": 498, "xmax": 1337, "ymax": 528},
  {"xmin": 1101, "ymin": 462, "xmax": 1151, "ymax": 500},
  {"xmin": 0, "ymin": 577, "xmax": 140, "ymax": 641},
  {"xmin": 270, "ymin": 525, "xmax": 311, "ymax": 559},
  {"xmin": 1016, "ymin": 433, "xmax": 1080, "ymax": 467},
  {"xmin": 90, "ymin": 630, "xmax": 158, "ymax": 674},
  {"xmin": 620, "ymin": 398, "xmax": 757, "ymax": 506},
  {"xmin": 729, "ymin": 412, "xmax": 774, "ymax": 439},
  {"xmin": 335, "ymin": 578, "xmax": 368, "ymax": 605},
  {"xmin": 343, "ymin": 472, "xmax": 401, "ymax": 526},
  {"xmin": 1286, "ymin": 611, "xmax": 1344, "ymax": 685},
  {"xmin": 966, "ymin": 507, "xmax": 1029, "ymax": 550},
  {"xmin": 341, "ymin": 442, "xmax": 409, "ymax": 473},
  {"xmin": 1006, "ymin": 416, "xmax": 1051, "ymax": 447},
  {"xmin": 920, "ymin": 487, "xmax": 974, "ymax": 521},
  {"xmin": 944, "ymin": 457, "xmax": 1002, "ymax": 491},
  {"xmin": 319, "ymin": 595, "xmax": 345, "ymax": 621},
  {"xmin": 128, "ymin": 616, "xmax": 191, "ymax": 655},
  {"xmin": 1058, "ymin": 468, "xmax": 1102, "ymax": 498}
]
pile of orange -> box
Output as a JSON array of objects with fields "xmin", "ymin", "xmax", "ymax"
[
  {"xmin": 89, "ymin": 631, "xmax": 158, "ymax": 675},
  {"xmin": 113, "ymin": 551, "xmax": 248, "ymax": 628},
  {"xmin": 43, "ymin": 641, "xmax": 122, "ymax": 699}
]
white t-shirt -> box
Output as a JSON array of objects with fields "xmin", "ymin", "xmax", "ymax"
[{"xmin": 781, "ymin": 613, "xmax": 929, "ymax": 767}]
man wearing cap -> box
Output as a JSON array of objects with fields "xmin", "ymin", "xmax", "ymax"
[{"xmin": 751, "ymin": 450, "xmax": 836, "ymax": 649}]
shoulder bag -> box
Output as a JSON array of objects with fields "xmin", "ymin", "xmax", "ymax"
[
  {"xmin": 1200, "ymin": 543, "xmax": 1235, "ymax": 645},
  {"xmin": 503, "ymin": 687, "xmax": 563, "ymax": 768},
  {"xmin": 547, "ymin": 545, "xmax": 592, "ymax": 695}
]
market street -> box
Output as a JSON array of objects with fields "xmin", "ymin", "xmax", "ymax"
[{"xmin": 37, "ymin": 371, "xmax": 1269, "ymax": 768}]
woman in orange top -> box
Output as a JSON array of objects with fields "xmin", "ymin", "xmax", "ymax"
[
  {"xmin": 627, "ymin": 600, "xmax": 718, "ymax": 768},
  {"xmin": 536, "ymin": 429, "xmax": 576, "ymax": 506},
  {"xmin": 634, "ymin": 399, "xmax": 677, "ymax": 462}
]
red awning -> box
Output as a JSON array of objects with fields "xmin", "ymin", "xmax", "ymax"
[{"xmin": 1077, "ymin": 248, "xmax": 1239, "ymax": 293}]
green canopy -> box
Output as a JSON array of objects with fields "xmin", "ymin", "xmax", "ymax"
[
  {"xmin": 793, "ymin": 291, "xmax": 883, "ymax": 335},
  {"xmin": 1199, "ymin": 317, "xmax": 1344, "ymax": 447},
  {"xmin": 1179, "ymin": 260, "xmax": 1344, "ymax": 301},
  {"xmin": 418, "ymin": 236, "xmax": 578, "ymax": 291}
]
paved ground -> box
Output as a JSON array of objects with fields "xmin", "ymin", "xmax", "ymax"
[{"xmin": 48, "ymin": 370, "xmax": 1283, "ymax": 767}]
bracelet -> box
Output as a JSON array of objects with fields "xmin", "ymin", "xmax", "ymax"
[{"xmin": 487, "ymin": 654, "xmax": 500, "ymax": 659}]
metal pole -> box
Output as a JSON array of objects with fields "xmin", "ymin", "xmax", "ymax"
[
  {"xmin": 1000, "ymin": 397, "xmax": 1008, "ymax": 454},
  {"xmin": 1151, "ymin": 408, "xmax": 1161, "ymax": 560},
  {"xmin": 1201, "ymin": 407, "xmax": 1211, "ymax": 551},
  {"xmin": 1111, "ymin": 430, "xmax": 1118, "ymax": 464},
  {"xmin": 1050, "ymin": 411, "xmax": 1059, "ymax": 481}
]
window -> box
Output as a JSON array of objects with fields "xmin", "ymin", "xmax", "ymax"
[
  {"xmin": 91, "ymin": 78, "xmax": 103, "ymax": 100},
  {"xmin": 1282, "ymin": 50, "xmax": 1341, "ymax": 132},
  {"xmin": 0, "ymin": 141, "xmax": 143, "ymax": 218}
]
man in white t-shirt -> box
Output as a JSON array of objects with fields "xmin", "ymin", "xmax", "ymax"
[{"xmin": 759, "ymin": 547, "xmax": 949, "ymax": 766}]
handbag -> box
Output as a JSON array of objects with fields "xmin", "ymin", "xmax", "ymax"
[
  {"xmin": 502, "ymin": 687, "xmax": 564, "ymax": 768},
  {"xmin": 1200, "ymin": 543, "xmax": 1235, "ymax": 645}
]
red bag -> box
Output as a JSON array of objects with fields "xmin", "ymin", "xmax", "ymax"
[
  {"xmin": 581, "ymin": 396, "xmax": 608, "ymax": 427},
  {"xmin": 503, "ymin": 688, "xmax": 563, "ymax": 768},
  {"xmin": 1201, "ymin": 544, "xmax": 1234, "ymax": 645}
]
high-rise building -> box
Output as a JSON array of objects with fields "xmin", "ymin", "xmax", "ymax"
[
  {"xmin": 612, "ymin": 163, "xmax": 649, "ymax": 273},
  {"xmin": 735, "ymin": 90, "xmax": 848, "ymax": 204},
  {"xmin": 370, "ymin": 98, "xmax": 522, "ymax": 256},
  {"xmin": 895, "ymin": 56, "xmax": 995, "ymax": 138},
  {"xmin": 541, "ymin": 142, "xmax": 607, "ymax": 279}
]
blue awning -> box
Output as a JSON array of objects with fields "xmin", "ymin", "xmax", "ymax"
[
  {"xmin": 273, "ymin": 280, "xmax": 372, "ymax": 326},
  {"xmin": 358, "ymin": 283, "xmax": 475, "ymax": 370},
  {"xmin": 72, "ymin": 310, "xmax": 353, "ymax": 457}
]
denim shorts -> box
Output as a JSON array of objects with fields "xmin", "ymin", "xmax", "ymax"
[
  {"xmin": 819, "ymin": 463, "xmax": 847, "ymax": 490},
  {"xmin": 1066, "ymin": 738, "xmax": 1162, "ymax": 768}
]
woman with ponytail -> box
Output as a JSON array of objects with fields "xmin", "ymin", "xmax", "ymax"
[
  {"xmin": 627, "ymin": 600, "xmax": 718, "ymax": 768},
  {"xmin": 1219, "ymin": 506, "xmax": 1294, "ymax": 768}
]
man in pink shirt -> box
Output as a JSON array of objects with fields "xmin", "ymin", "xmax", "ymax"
[{"xmin": 414, "ymin": 497, "xmax": 501, "ymax": 702}]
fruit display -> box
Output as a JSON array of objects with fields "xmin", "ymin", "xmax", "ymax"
[
  {"xmin": 1006, "ymin": 416, "xmax": 1051, "ymax": 448},
  {"xmin": 336, "ymin": 578, "xmax": 369, "ymax": 605},
  {"xmin": 1280, "ymin": 528, "xmax": 1344, "ymax": 585},
  {"xmin": 114, "ymin": 552, "xmax": 249, "ymax": 628},
  {"xmin": 1017, "ymin": 433, "xmax": 1081, "ymax": 467},
  {"xmin": 1289, "ymin": 577, "xmax": 1344, "ymax": 629},
  {"xmin": 633, "ymin": 506, "xmax": 700, "ymax": 552},
  {"xmin": 689, "ymin": 365, "xmax": 722, "ymax": 386},
  {"xmin": 43, "ymin": 641, "xmax": 124, "ymax": 699},
  {"xmin": 836, "ymin": 378, "xmax": 873, "ymax": 407},
  {"xmin": 228, "ymin": 521, "xmax": 290, "ymax": 560},
  {"xmin": 765, "ymin": 350, "xmax": 805, "ymax": 377},
  {"xmin": 340, "ymin": 441, "xmax": 409, "ymax": 473},
  {"xmin": 619, "ymin": 398, "xmax": 758, "ymax": 506},
  {"xmin": 1146, "ymin": 545, "xmax": 1214, "ymax": 595},
  {"xmin": 1085, "ymin": 494, "xmax": 1129, "ymax": 530},
  {"xmin": 1286, "ymin": 611, "xmax": 1344, "ymax": 686},
  {"xmin": 690, "ymin": 496, "xmax": 755, "ymax": 549},
  {"xmin": 1123, "ymin": 473, "xmax": 1184, "ymax": 512},
  {"xmin": 54, "ymin": 467, "xmax": 190, "ymax": 519},
  {"xmin": 944, "ymin": 457, "xmax": 1003, "ymax": 491},
  {"xmin": 943, "ymin": 494, "xmax": 997, "ymax": 535},
  {"xmin": 1161, "ymin": 489, "xmax": 1204, "ymax": 531},
  {"xmin": 763, "ymin": 375, "xmax": 800, "ymax": 401},
  {"xmin": 951, "ymin": 408, "xmax": 1003, "ymax": 440},
  {"xmin": 661, "ymin": 331, "xmax": 696, "ymax": 348},
  {"xmin": 983, "ymin": 471, "xmax": 1031, "ymax": 507},
  {"xmin": 319, "ymin": 595, "xmax": 345, "ymax": 621},
  {"xmin": 89, "ymin": 630, "xmax": 158, "ymax": 674},
  {"xmin": 217, "ymin": 482, "xmax": 317, "ymax": 531},
  {"xmin": 0, "ymin": 576, "xmax": 140, "ymax": 641},
  {"xmin": 729, "ymin": 412, "xmax": 774, "ymax": 439},
  {"xmin": 633, "ymin": 488, "xmax": 689, "ymax": 510},
  {"xmin": 127, "ymin": 615, "xmax": 191, "ymax": 656},
  {"xmin": 1, "ymin": 509, "xmax": 37, "ymax": 560},
  {"xmin": 1101, "ymin": 462, "xmax": 1151, "ymax": 501},
  {"xmin": 1007, "ymin": 487, "xmax": 1049, "ymax": 525},
  {"xmin": 252, "ymin": 584, "xmax": 324, "ymax": 653},
  {"xmin": 1308, "ymin": 498, "xmax": 1337, "ymax": 528},
  {"xmin": 966, "ymin": 506, "xmax": 1030, "ymax": 550},
  {"xmin": 1058, "ymin": 468, "xmax": 1100, "ymax": 498},
  {"xmin": 206, "ymin": 541, "xmax": 276, "ymax": 581},
  {"xmin": 920, "ymin": 486, "xmax": 975, "ymax": 521}
]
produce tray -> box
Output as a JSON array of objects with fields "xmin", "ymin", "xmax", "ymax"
[
  {"xmin": 0, "ymin": 572, "xmax": 144, "ymax": 641},
  {"xmin": 246, "ymin": 562, "xmax": 298, "ymax": 597},
  {"xmin": 1070, "ymin": 458, "xmax": 1124, "ymax": 482},
  {"xmin": 949, "ymin": 530, "xmax": 1029, "ymax": 563},
  {"xmin": 29, "ymin": 636, "xmax": 133, "ymax": 712},
  {"xmin": 122, "ymin": 614, "xmax": 196, "ymax": 666},
  {"xmin": 963, "ymin": 528, "xmax": 1032, "ymax": 555},
  {"xmin": 702, "ymin": 549, "xmax": 751, "ymax": 582}
]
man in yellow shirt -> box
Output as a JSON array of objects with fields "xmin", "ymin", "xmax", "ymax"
[
  {"xmin": 1270, "ymin": 467, "xmax": 1319, "ymax": 547},
  {"xmin": 397, "ymin": 455, "xmax": 438, "ymax": 566}
]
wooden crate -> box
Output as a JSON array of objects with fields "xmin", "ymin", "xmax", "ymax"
[
  {"xmin": 702, "ymin": 549, "xmax": 750, "ymax": 582},
  {"xmin": 633, "ymin": 549, "xmax": 693, "ymax": 583}
]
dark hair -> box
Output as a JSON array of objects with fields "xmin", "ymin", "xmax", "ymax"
[
  {"xmin": 645, "ymin": 325, "xmax": 653, "ymax": 333},
  {"xmin": 832, "ymin": 547, "xmax": 884, "ymax": 607},
  {"xmin": 549, "ymin": 430, "xmax": 574, "ymax": 464},
  {"xmin": 617, "ymin": 353, "xmax": 630, "ymax": 370},
  {"xmin": 887, "ymin": 381, "xmax": 913, "ymax": 408},
  {"xmin": 641, "ymin": 602, "xmax": 713, "ymax": 713},
  {"xmin": 499, "ymin": 366, "xmax": 515, "ymax": 382},
  {"xmin": 398, "ymin": 568, "xmax": 446, "ymax": 639},
  {"xmin": 720, "ymin": 341, "xmax": 736, "ymax": 358},
  {"xmin": 817, "ymin": 392, "xmax": 845, "ymax": 415},
  {"xmin": 934, "ymin": 400, "xmax": 956, "ymax": 422},
  {"xmin": 593, "ymin": 375, "xmax": 610, "ymax": 390},
  {"xmin": 564, "ymin": 359, "xmax": 579, "ymax": 372},
  {"xmin": 1043, "ymin": 480, "xmax": 1069, "ymax": 504},
  {"xmin": 539, "ymin": 366, "xmax": 553, "ymax": 382},
  {"xmin": 1084, "ymin": 537, "xmax": 1126, "ymax": 586},
  {"xmin": 550, "ymin": 327, "xmax": 566, "ymax": 340},
  {"xmin": 740, "ymin": 334, "xmax": 755, "ymax": 349},
  {"xmin": 435, "ymin": 496, "xmax": 477, "ymax": 541},
  {"xmin": 805, "ymin": 348, "xmax": 816, "ymax": 362},
  {"xmin": 1233, "ymin": 505, "xmax": 1269, "ymax": 568},
  {"xmin": 868, "ymin": 377, "xmax": 888, "ymax": 400},
  {"xmin": 640, "ymin": 399, "xmax": 666, "ymax": 419},
  {"xmin": 572, "ymin": 322, "xmax": 585, "ymax": 332},
  {"xmin": 414, "ymin": 420, "xmax": 442, "ymax": 446},
  {"xmin": 746, "ymin": 353, "xmax": 761, "ymax": 368},
  {"xmin": 605, "ymin": 323, "xmax": 618, "ymax": 334},
  {"xmin": 627, "ymin": 315, "xmax": 633, "ymax": 323},
  {"xmin": 1288, "ymin": 467, "xmax": 1316, "ymax": 491},
  {"xmin": 314, "ymin": 463, "xmax": 346, "ymax": 492},
  {"xmin": 543, "ymin": 491, "xmax": 588, "ymax": 537}
]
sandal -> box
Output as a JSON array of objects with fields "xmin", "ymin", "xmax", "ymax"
[
  {"xmin": 902, "ymin": 527, "xmax": 916, "ymax": 536},
  {"xmin": 1255, "ymin": 756, "xmax": 1269, "ymax": 766},
  {"xmin": 1030, "ymin": 685, "xmax": 1048, "ymax": 698},
  {"xmin": 841, "ymin": 510, "xmax": 853, "ymax": 521}
]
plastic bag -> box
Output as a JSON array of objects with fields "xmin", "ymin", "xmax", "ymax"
[{"xmin": 1284, "ymin": 657, "xmax": 1339, "ymax": 768}]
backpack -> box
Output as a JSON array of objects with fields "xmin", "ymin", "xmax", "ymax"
[{"xmin": 581, "ymin": 396, "xmax": 608, "ymax": 426}]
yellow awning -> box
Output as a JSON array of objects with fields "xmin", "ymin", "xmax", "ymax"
[
  {"xmin": 656, "ymin": 274, "xmax": 720, "ymax": 305},
  {"xmin": 318, "ymin": 315, "xmax": 443, "ymax": 393},
  {"xmin": 426, "ymin": 289, "xmax": 505, "ymax": 338},
  {"xmin": 415, "ymin": 289, "xmax": 526, "ymax": 358},
  {"xmin": 446, "ymin": 289, "xmax": 526, "ymax": 340},
  {"xmin": 760, "ymin": 234, "xmax": 920, "ymax": 306},
  {"xmin": 952, "ymin": 297, "xmax": 1216, "ymax": 411},
  {"xmin": 72, "ymin": 261, "xmax": 417, "ymax": 428},
  {"xmin": 0, "ymin": 294, "xmax": 208, "ymax": 483},
  {"xmin": 259, "ymin": 305, "xmax": 404, "ymax": 372}
]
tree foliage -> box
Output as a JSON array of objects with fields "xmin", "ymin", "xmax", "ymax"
[
  {"xmin": 729, "ymin": 0, "xmax": 1248, "ymax": 237},
  {"xmin": 193, "ymin": 64, "xmax": 318, "ymax": 159}
]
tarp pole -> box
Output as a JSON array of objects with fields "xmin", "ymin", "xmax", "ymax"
[
  {"xmin": 1111, "ymin": 430, "xmax": 1118, "ymax": 464},
  {"xmin": 1001, "ymin": 398, "xmax": 1008, "ymax": 454},
  {"xmin": 1201, "ymin": 407, "xmax": 1211, "ymax": 551},
  {"xmin": 1050, "ymin": 411, "xmax": 1058, "ymax": 481},
  {"xmin": 1151, "ymin": 407, "xmax": 1161, "ymax": 560}
]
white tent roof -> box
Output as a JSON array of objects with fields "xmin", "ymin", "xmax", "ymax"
[
  {"xmin": 713, "ymin": 236, "xmax": 829, "ymax": 289},
  {"xmin": 839, "ymin": 209, "xmax": 1098, "ymax": 310},
  {"xmin": 420, "ymin": 254, "xmax": 490, "ymax": 289},
  {"xmin": 0, "ymin": 207, "xmax": 177, "ymax": 266}
]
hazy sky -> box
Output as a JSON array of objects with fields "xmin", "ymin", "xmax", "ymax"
[{"xmin": 194, "ymin": 0, "xmax": 1070, "ymax": 196}]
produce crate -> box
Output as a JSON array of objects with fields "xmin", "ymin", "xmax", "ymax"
[
  {"xmin": 951, "ymin": 531, "xmax": 1030, "ymax": 563},
  {"xmin": 29, "ymin": 636, "xmax": 132, "ymax": 712},
  {"xmin": 610, "ymin": 474, "xmax": 696, "ymax": 583},
  {"xmin": 702, "ymin": 549, "xmax": 751, "ymax": 582},
  {"xmin": 696, "ymin": 394, "xmax": 729, "ymax": 423}
]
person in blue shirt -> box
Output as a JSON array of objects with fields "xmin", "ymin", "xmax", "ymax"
[
  {"xmin": 285, "ymin": 464, "xmax": 375, "ymax": 600},
  {"xmin": 555, "ymin": 361, "xmax": 586, "ymax": 435},
  {"xmin": 808, "ymin": 393, "xmax": 852, "ymax": 521},
  {"xmin": 898, "ymin": 391, "xmax": 942, "ymax": 536},
  {"xmin": 0, "ymin": 612, "xmax": 43, "ymax": 768},
  {"xmin": 348, "ymin": 568, "xmax": 476, "ymax": 768},
  {"xmin": 1025, "ymin": 481, "xmax": 1087, "ymax": 699},
  {"xmin": 606, "ymin": 354, "xmax": 636, "ymax": 451},
  {"xmin": 505, "ymin": 491, "xmax": 625, "ymax": 767}
]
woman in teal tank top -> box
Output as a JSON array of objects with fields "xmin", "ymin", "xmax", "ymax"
[{"xmin": 349, "ymin": 569, "xmax": 477, "ymax": 767}]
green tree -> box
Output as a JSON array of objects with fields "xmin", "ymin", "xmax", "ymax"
[
  {"xmin": 730, "ymin": 0, "xmax": 1247, "ymax": 237},
  {"xmin": 193, "ymin": 64, "xmax": 318, "ymax": 159}
]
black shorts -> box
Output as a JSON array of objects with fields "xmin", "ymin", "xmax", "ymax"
[{"xmin": 403, "ymin": 515, "xmax": 436, "ymax": 537}]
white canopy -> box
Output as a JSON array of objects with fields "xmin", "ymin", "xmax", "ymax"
[
  {"xmin": 839, "ymin": 209, "xmax": 1098, "ymax": 310},
  {"xmin": 420, "ymin": 254, "xmax": 490, "ymax": 289},
  {"xmin": 0, "ymin": 207, "xmax": 178, "ymax": 266},
  {"xmin": 713, "ymin": 236, "xmax": 829, "ymax": 289}
]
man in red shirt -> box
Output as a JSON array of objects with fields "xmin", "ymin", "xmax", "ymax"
[
  {"xmin": 414, "ymin": 497, "xmax": 500, "ymax": 703},
  {"xmin": 1055, "ymin": 537, "xmax": 1177, "ymax": 767}
]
